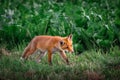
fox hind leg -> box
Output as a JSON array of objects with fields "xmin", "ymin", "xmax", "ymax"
[{"xmin": 36, "ymin": 51, "xmax": 46, "ymax": 63}]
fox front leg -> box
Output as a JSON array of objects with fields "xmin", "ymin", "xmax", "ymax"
[
  {"xmin": 60, "ymin": 51, "xmax": 69, "ymax": 65},
  {"xmin": 48, "ymin": 50, "xmax": 53, "ymax": 65}
]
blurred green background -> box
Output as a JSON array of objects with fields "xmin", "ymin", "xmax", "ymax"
[{"xmin": 0, "ymin": 0, "xmax": 120, "ymax": 53}]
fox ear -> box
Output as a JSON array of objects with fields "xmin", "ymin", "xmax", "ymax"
[
  {"xmin": 67, "ymin": 34, "xmax": 72, "ymax": 40},
  {"xmin": 60, "ymin": 40, "xmax": 64, "ymax": 46}
]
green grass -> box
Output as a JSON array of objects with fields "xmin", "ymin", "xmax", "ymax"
[{"xmin": 0, "ymin": 45, "xmax": 120, "ymax": 80}]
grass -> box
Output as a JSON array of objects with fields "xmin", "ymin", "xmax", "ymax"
[{"xmin": 0, "ymin": 44, "xmax": 120, "ymax": 80}]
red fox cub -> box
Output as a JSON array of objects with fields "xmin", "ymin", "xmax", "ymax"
[{"xmin": 21, "ymin": 34, "xmax": 74, "ymax": 65}]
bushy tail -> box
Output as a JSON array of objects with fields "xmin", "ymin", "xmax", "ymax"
[
  {"xmin": 20, "ymin": 40, "xmax": 36, "ymax": 60},
  {"xmin": 20, "ymin": 42, "xmax": 31, "ymax": 60}
]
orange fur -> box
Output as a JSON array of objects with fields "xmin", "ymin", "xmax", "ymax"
[{"xmin": 21, "ymin": 34, "xmax": 74, "ymax": 65}]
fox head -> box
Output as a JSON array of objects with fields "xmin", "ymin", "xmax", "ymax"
[{"xmin": 60, "ymin": 34, "xmax": 74, "ymax": 53}]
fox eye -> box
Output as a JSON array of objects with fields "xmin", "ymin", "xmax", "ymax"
[{"xmin": 60, "ymin": 41, "xmax": 64, "ymax": 45}]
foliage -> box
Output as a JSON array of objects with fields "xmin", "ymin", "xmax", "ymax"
[{"xmin": 0, "ymin": 0, "xmax": 120, "ymax": 52}]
